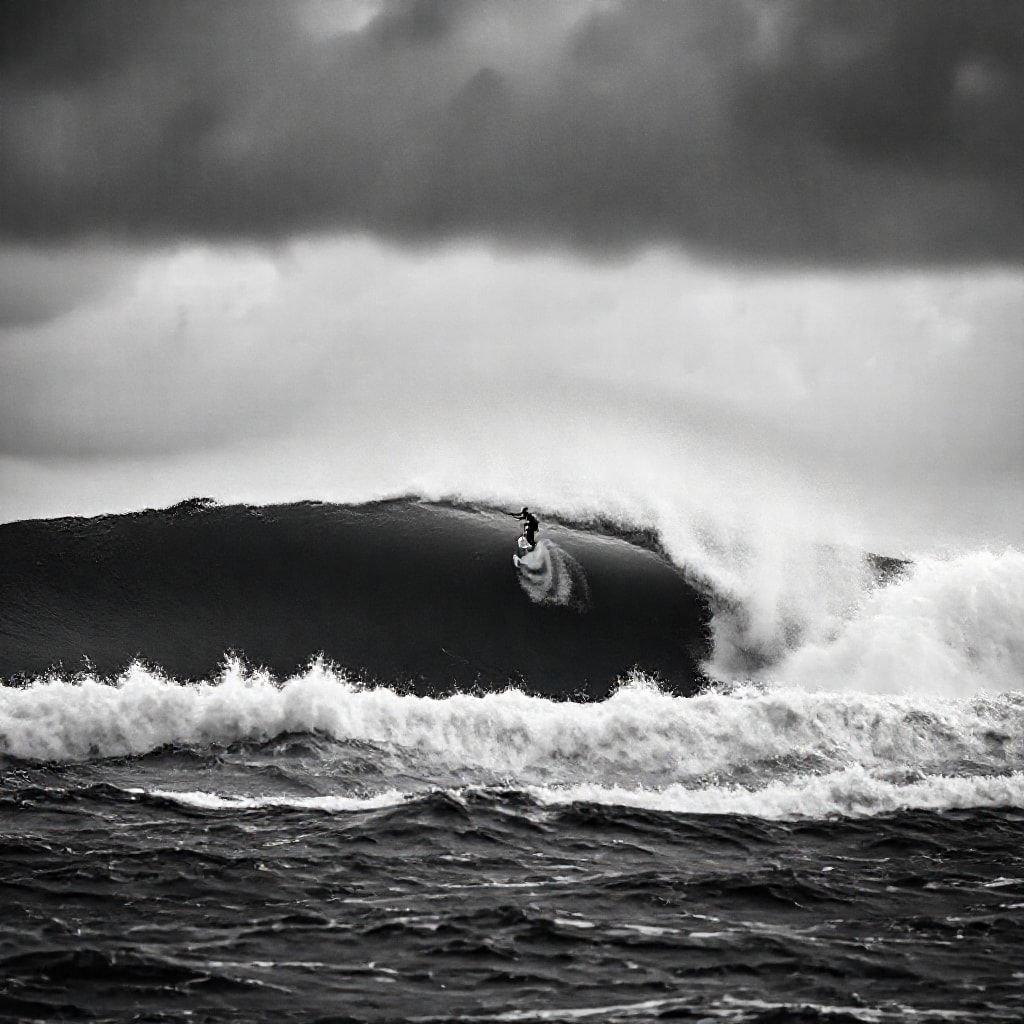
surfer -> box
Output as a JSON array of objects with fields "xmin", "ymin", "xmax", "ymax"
[{"xmin": 509, "ymin": 507, "xmax": 539, "ymax": 550}]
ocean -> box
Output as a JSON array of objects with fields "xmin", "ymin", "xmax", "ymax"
[{"xmin": 2, "ymin": 498, "xmax": 1023, "ymax": 1023}]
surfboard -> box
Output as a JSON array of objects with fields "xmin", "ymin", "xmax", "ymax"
[{"xmin": 512, "ymin": 534, "xmax": 533, "ymax": 567}]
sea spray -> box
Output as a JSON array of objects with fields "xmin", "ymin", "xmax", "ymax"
[{"xmin": 772, "ymin": 548, "xmax": 1024, "ymax": 695}]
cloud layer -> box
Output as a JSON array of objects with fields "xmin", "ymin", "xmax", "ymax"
[{"xmin": 3, "ymin": 0, "xmax": 1023, "ymax": 263}]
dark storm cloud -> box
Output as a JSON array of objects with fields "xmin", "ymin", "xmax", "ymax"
[{"xmin": 2, "ymin": 0, "xmax": 1023, "ymax": 263}]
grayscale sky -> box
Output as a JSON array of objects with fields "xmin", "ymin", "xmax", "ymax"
[{"xmin": 2, "ymin": 0, "xmax": 1022, "ymax": 553}]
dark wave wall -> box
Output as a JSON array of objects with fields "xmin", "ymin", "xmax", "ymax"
[{"xmin": 0, "ymin": 499, "xmax": 710, "ymax": 696}]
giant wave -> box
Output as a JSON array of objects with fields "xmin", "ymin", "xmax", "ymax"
[
  {"xmin": 0, "ymin": 498, "xmax": 706, "ymax": 696},
  {"xmin": 4, "ymin": 495, "xmax": 1021, "ymax": 701}
]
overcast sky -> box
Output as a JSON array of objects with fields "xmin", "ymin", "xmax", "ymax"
[{"xmin": 2, "ymin": 0, "xmax": 1022, "ymax": 553}]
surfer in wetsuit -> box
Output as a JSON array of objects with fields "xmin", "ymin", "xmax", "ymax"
[{"xmin": 509, "ymin": 507, "xmax": 539, "ymax": 550}]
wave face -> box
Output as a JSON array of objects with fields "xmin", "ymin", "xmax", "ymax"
[{"xmin": 0, "ymin": 498, "xmax": 706, "ymax": 695}]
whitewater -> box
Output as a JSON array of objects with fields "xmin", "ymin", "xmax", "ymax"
[{"xmin": 3, "ymin": 665, "xmax": 1024, "ymax": 818}]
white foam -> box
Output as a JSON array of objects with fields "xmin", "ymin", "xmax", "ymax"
[
  {"xmin": 528, "ymin": 766, "xmax": 1024, "ymax": 820},
  {"xmin": 141, "ymin": 788, "xmax": 409, "ymax": 812},
  {"xmin": 2, "ymin": 663, "xmax": 1021, "ymax": 774},
  {"xmin": 135, "ymin": 766, "xmax": 1024, "ymax": 821},
  {"xmin": 609, "ymin": 501, "xmax": 1024, "ymax": 699},
  {"xmin": 772, "ymin": 549, "xmax": 1024, "ymax": 696}
]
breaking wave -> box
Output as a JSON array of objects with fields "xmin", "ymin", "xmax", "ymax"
[
  {"xmin": 3, "ymin": 497, "xmax": 1021, "ymax": 701},
  {"xmin": 531, "ymin": 767, "xmax": 1024, "ymax": 820},
  {"xmin": 412, "ymin": 491, "xmax": 1024, "ymax": 699},
  {"xmin": 618, "ymin": 498, "xmax": 1024, "ymax": 696},
  {"xmin": 770, "ymin": 548, "xmax": 1024, "ymax": 696},
  {"xmin": 3, "ymin": 663, "xmax": 1021, "ymax": 787}
]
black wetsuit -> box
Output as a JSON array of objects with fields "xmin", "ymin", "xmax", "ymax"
[{"xmin": 515, "ymin": 511, "xmax": 539, "ymax": 547}]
